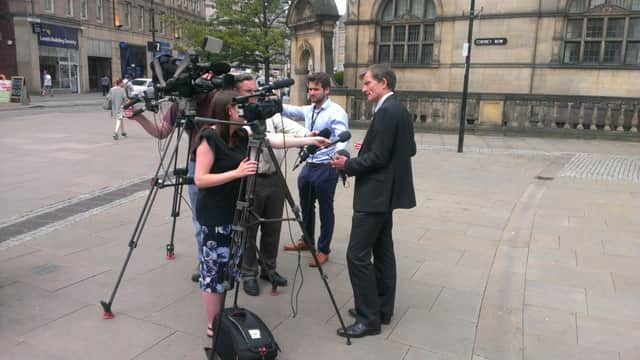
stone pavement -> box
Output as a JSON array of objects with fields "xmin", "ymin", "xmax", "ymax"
[
  {"xmin": 0, "ymin": 107, "xmax": 639, "ymax": 360},
  {"xmin": 0, "ymin": 92, "xmax": 104, "ymax": 112}
]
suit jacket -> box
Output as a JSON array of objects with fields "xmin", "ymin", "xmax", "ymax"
[{"xmin": 344, "ymin": 94, "xmax": 416, "ymax": 213}]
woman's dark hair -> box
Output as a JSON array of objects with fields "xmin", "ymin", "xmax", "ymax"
[{"xmin": 208, "ymin": 90, "xmax": 243, "ymax": 146}]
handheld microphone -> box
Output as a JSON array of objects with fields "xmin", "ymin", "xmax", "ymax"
[
  {"xmin": 299, "ymin": 128, "xmax": 332, "ymax": 163},
  {"xmin": 336, "ymin": 149, "xmax": 350, "ymax": 186},
  {"xmin": 314, "ymin": 130, "xmax": 351, "ymax": 152},
  {"xmin": 259, "ymin": 78, "xmax": 295, "ymax": 92}
]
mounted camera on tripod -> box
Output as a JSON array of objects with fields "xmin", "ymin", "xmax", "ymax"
[
  {"xmin": 151, "ymin": 36, "xmax": 234, "ymax": 99},
  {"xmin": 232, "ymin": 78, "xmax": 294, "ymax": 125}
]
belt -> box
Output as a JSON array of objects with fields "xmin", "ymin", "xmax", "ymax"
[{"xmin": 305, "ymin": 162, "xmax": 331, "ymax": 168}]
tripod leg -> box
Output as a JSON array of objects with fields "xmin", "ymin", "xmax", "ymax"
[
  {"xmin": 166, "ymin": 126, "xmax": 189, "ymax": 260},
  {"xmin": 166, "ymin": 179, "xmax": 184, "ymax": 260},
  {"xmin": 100, "ymin": 184, "xmax": 161, "ymax": 318},
  {"xmin": 101, "ymin": 119, "xmax": 185, "ymax": 318},
  {"xmin": 263, "ymin": 144, "xmax": 352, "ymax": 344}
]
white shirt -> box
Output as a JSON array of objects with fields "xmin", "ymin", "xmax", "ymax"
[
  {"xmin": 43, "ymin": 74, "xmax": 52, "ymax": 86},
  {"xmin": 374, "ymin": 91, "xmax": 394, "ymax": 113}
]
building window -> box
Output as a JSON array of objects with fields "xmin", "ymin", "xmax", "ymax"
[
  {"xmin": 123, "ymin": 3, "xmax": 131, "ymax": 27},
  {"xmin": 377, "ymin": 0, "xmax": 436, "ymax": 65},
  {"xmin": 96, "ymin": 0, "xmax": 103, "ymax": 22},
  {"xmin": 44, "ymin": 0, "xmax": 54, "ymax": 12},
  {"xmin": 138, "ymin": 6, "xmax": 144, "ymax": 31},
  {"xmin": 64, "ymin": 0, "xmax": 73, "ymax": 16},
  {"xmin": 564, "ymin": 0, "xmax": 640, "ymax": 65},
  {"xmin": 80, "ymin": 0, "xmax": 87, "ymax": 18}
]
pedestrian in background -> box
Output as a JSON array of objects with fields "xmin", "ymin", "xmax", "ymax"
[
  {"xmin": 42, "ymin": 70, "xmax": 52, "ymax": 96},
  {"xmin": 107, "ymin": 78, "xmax": 127, "ymax": 140},
  {"xmin": 100, "ymin": 75, "xmax": 110, "ymax": 96}
]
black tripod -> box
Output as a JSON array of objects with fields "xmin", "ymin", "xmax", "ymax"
[
  {"xmin": 101, "ymin": 101, "xmax": 197, "ymax": 318},
  {"xmin": 204, "ymin": 119, "xmax": 351, "ymax": 360}
]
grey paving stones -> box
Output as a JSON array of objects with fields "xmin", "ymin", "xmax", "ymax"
[{"xmin": 1, "ymin": 109, "xmax": 639, "ymax": 360}]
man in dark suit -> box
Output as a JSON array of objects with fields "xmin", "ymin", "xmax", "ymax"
[{"xmin": 331, "ymin": 64, "xmax": 416, "ymax": 338}]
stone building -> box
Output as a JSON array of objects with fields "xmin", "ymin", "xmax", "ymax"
[
  {"xmin": 333, "ymin": 0, "xmax": 640, "ymax": 133},
  {"xmin": 0, "ymin": 0, "xmax": 205, "ymax": 94}
]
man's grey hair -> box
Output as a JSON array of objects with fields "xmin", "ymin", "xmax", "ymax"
[
  {"xmin": 359, "ymin": 64, "xmax": 396, "ymax": 91},
  {"xmin": 234, "ymin": 73, "xmax": 254, "ymax": 88}
]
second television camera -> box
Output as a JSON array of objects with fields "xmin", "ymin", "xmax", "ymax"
[{"xmin": 232, "ymin": 78, "xmax": 295, "ymax": 123}]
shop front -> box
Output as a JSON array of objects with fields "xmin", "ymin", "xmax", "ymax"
[
  {"xmin": 36, "ymin": 23, "xmax": 80, "ymax": 92},
  {"xmin": 119, "ymin": 42, "xmax": 147, "ymax": 79}
]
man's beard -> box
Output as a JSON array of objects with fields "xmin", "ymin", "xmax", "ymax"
[{"xmin": 311, "ymin": 93, "xmax": 327, "ymax": 105}]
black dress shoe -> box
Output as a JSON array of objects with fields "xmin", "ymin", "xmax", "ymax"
[
  {"xmin": 337, "ymin": 321, "xmax": 381, "ymax": 338},
  {"xmin": 347, "ymin": 308, "xmax": 391, "ymax": 325},
  {"xmin": 259, "ymin": 271, "xmax": 288, "ymax": 287},
  {"xmin": 243, "ymin": 279, "xmax": 260, "ymax": 296}
]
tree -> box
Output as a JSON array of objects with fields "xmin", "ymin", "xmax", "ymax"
[{"xmin": 171, "ymin": 0, "xmax": 290, "ymax": 84}]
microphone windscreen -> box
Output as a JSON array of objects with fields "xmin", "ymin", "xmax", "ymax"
[
  {"xmin": 211, "ymin": 62, "xmax": 231, "ymax": 76},
  {"xmin": 337, "ymin": 130, "xmax": 351, "ymax": 142},
  {"xmin": 336, "ymin": 149, "xmax": 351, "ymax": 159},
  {"xmin": 270, "ymin": 78, "xmax": 294, "ymax": 89},
  {"xmin": 318, "ymin": 128, "xmax": 332, "ymax": 139}
]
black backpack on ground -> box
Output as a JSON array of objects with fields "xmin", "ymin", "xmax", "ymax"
[{"xmin": 210, "ymin": 307, "xmax": 280, "ymax": 360}]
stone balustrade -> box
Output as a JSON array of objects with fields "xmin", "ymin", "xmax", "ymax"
[{"xmin": 339, "ymin": 90, "xmax": 640, "ymax": 135}]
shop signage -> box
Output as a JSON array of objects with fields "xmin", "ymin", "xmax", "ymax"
[
  {"xmin": 474, "ymin": 38, "xmax": 508, "ymax": 46},
  {"xmin": 32, "ymin": 23, "xmax": 42, "ymax": 33},
  {"xmin": 37, "ymin": 24, "xmax": 78, "ymax": 49},
  {"xmin": 0, "ymin": 80, "xmax": 12, "ymax": 103},
  {"xmin": 10, "ymin": 76, "xmax": 25, "ymax": 103}
]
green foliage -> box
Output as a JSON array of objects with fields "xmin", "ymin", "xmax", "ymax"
[
  {"xmin": 170, "ymin": 0, "xmax": 290, "ymax": 69},
  {"xmin": 333, "ymin": 71, "xmax": 344, "ymax": 86}
]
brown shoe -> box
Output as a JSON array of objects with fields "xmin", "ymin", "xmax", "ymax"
[
  {"xmin": 283, "ymin": 240, "xmax": 309, "ymax": 251},
  {"xmin": 309, "ymin": 252, "xmax": 329, "ymax": 267}
]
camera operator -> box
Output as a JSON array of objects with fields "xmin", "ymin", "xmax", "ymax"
[
  {"xmin": 233, "ymin": 73, "xmax": 311, "ymax": 297},
  {"xmin": 124, "ymin": 87, "xmax": 217, "ymax": 282},
  {"xmin": 193, "ymin": 90, "xmax": 329, "ymax": 338},
  {"xmin": 281, "ymin": 72, "xmax": 349, "ymax": 267}
]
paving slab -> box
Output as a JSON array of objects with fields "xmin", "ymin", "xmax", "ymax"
[{"xmin": 1, "ymin": 107, "xmax": 640, "ymax": 359}]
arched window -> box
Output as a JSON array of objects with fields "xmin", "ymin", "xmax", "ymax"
[
  {"xmin": 564, "ymin": 0, "xmax": 640, "ymax": 65},
  {"xmin": 377, "ymin": 0, "xmax": 436, "ymax": 65}
]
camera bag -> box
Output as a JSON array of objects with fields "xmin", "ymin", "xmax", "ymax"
[{"xmin": 213, "ymin": 307, "xmax": 279, "ymax": 360}]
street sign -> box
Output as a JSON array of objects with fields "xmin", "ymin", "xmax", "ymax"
[
  {"xmin": 474, "ymin": 38, "xmax": 508, "ymax": 46},
  {"xmin": 32, "ymin": 23, "xmax": 42, "ymax": 33}
]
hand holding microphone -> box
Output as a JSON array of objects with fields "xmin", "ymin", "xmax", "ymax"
[
  {"xmin": 300, "ymin": 130, "xmax": 352, "ymax": 162},
  {"xmin": 335, "ymin": 149, "xmax": 350, "ymax": 186}
]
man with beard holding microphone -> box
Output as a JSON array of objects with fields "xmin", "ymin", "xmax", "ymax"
[
  {"xmin": 281, "ymin": 72, "xmax": 349, "ymax": 267},
  {"xmin": 331, "ymin": 64, "xmax": 416, "ymax": 338}
]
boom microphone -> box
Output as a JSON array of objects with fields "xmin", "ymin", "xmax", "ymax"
[{"xmin": 259, "ymin": 78, "xmax": 295, "ymax": 92}]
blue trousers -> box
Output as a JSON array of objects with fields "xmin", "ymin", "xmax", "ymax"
[{"xmin": 297, "ymin": 165, "xmax": 338, "ymax": 254}]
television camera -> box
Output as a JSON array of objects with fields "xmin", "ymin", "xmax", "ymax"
[{"xmin": 232, "ymin": 78, "xmax": 295, "ymax": 123}]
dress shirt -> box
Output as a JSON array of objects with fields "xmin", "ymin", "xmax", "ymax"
[
  {"xmin": 257, "ymin": 113, "xmax": 308, "ymax": 174},
  {"xmin": 374, "ymin": 91, "xmax": 394, "ymax": 113},
  {"xmin": 282, "ymin": 99, "xmax": 349, "ymax": 163}
]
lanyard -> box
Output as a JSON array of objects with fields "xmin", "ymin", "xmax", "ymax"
[{"xmin": 310, "ymin": 105, "xmax": 321, "ymax": 131}]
